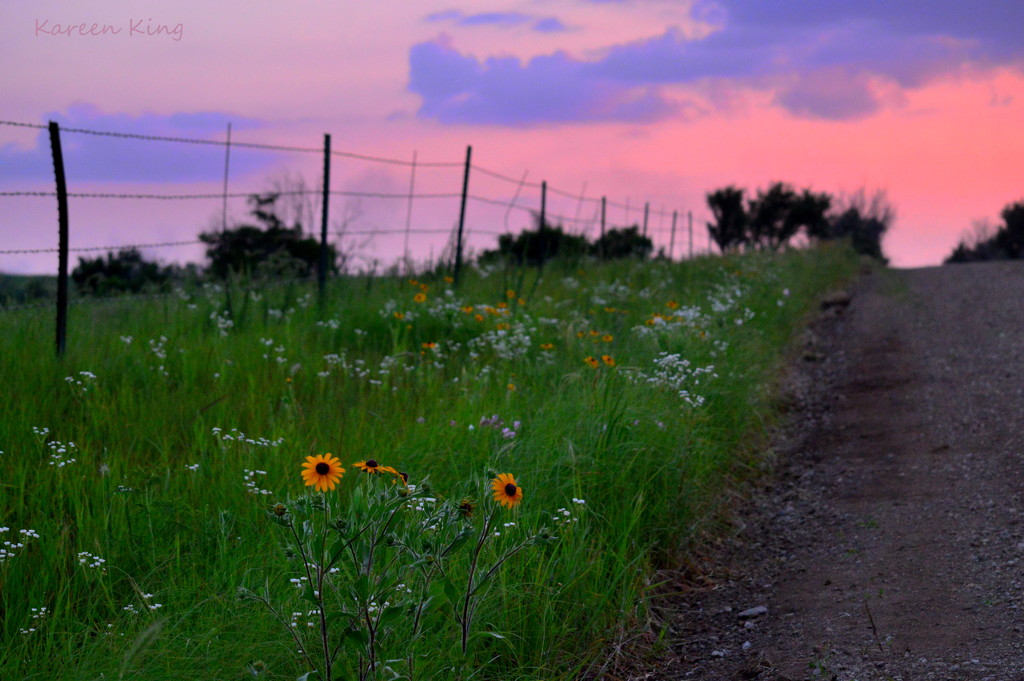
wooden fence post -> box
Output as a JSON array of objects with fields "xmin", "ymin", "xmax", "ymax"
[
  {"xmin": 669, "ymin": 210, "xmax": 678, "ymax": 261},
  {"xmin": 600, "ymin": 196, "xmax": 606, "ymax": 259},
  {"xmin": 453, "ymin": 145, "xmax": 472, "ymax": 286},
  {"xmin": 688, "ymin": 210, "xmax": 693, "ymax": 259},
  {"xmin": 540, "ymin": 181, "xmax": 547, "ymax": 228},
  {"xmin": 48, "ymin": 121, "xmax": 69, "ymax": 357},
  {"xmin": 318, "ymin": 133, "xmax": 331, "ymax": 303},
  {"xmin": 221, "ymin": 122, "xmax": 231, "ymax": 232},
  {"xmin": 403, "ymin": 150, "xmax": 417, "ymax": 274}
]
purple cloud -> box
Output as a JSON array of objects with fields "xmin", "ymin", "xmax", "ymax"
[
  {"xmin": 533, "ymin": 17, "xmax": 568, "ymax": 33},
  {"xmin": 0, "ymin": 103, "xmax": 275, "ymax": 184},
  {"xmin": 423, "ymin": 9, "xmax": 567, "ymax": 32},
  {"xmin": 408, "ymin": 40, "xmax": 677, "ymax": 125},
  {"xmin": 411, "ymin": 1, "xmax": 1024, "ymax": 125}
]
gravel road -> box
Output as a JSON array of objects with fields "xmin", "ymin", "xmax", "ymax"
[{"xmin": 654, "ymin": 260, "xmax": 1024, "ymax": 681}]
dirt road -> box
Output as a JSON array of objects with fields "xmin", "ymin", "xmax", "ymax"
[{"xmin": 661, "ymin": 261, "xmax": 1024, "ymax": 680}]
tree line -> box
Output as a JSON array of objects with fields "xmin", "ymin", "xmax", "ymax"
[
  {"xmin": 69, "ymin": 180, "xmax": 896, "ymax": 296},
  {"xmin": 945, "ymin": 200, "xmax": 1024, "ymax": 264},
  {"xmin": 704, "ymin": 182, "xmax": 892, "ymax": 261}
]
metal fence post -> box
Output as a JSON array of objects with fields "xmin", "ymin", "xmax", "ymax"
[
  {"xmin": 48, "ymin": 121, "xmax": 69, "ymax": 357},
  {"xmin": 453, "ymin": 145, "xmax": 472, "ymax": 286},
  {"xmin": 318, "ymin": 133, "xmax": 331, "ymax": 303}
]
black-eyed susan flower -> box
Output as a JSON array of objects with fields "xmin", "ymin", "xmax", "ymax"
[
  {"xmin": 474, "ymin": 313, "xmax": 485, "ymax": 323},
  {"xmin": 584, "ymin": 356, "xmax": 599, "ymax": 369},
  {"xmin": 444, "ymin": 276, "xmax": 454, "ymax": 284},
  {"xmin": 497, "ymin": 302, "xmax": 508, "ymax": 310},
  {"xmin": 301, "ymin": 454, "xmax": 344, "ymax": 492},
  {"xmin": 506, "ymin": 289, "xmax": 516, "ymax": 299},
  {"xmin": 422, "ymin": 341, "xmax": 437, "ymax": 349},
  {"xmin": 666, "ymin": 300, "xmax": 679, "ymax": 310},
  {"xmin": 413, "ymin": 293, "xmax": 427, "ymax": 303},
  {"xmin": 458, "ymin": 498, "xmax": 476, "ymax": 518},
  {"xmin": 419, "ymin": 283, "xmax": 429, "ymax": 292},
  {"xmin": 491, "ymin": 474, "xmax": 522, "ymax": 509},
  {"xmin": 393, "ymin": 311, "xmax": 405, "ymax": 320},
  {"xmin": 601, "ymin": 354, "xmax": 616, "ymax": 367},
  {"xmin": 354, "ymin": 459, "xmax": 397, "ymax": 475},
  {"xmin": 539, "ymin": 342, "xmax": 554, "ymax": 350},
  {"xmin": 461, "ymin": 305, "xmax": 474, "ymax": 314},
  {"xmin": 601, "ymin": 334, "xmax": 614, "ymax": 342}
]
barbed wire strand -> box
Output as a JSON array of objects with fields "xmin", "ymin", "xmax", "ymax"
[{"xmin": 0, "ymin": 119, "xmax": 461, "ymax": 167}]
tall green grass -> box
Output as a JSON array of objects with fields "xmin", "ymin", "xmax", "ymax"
[{"xmin": 0, "ymin": 246, "xmax": 857, "ymax": 680}]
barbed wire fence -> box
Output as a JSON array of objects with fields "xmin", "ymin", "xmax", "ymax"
[{"xmin": 0, "ymin": 118, "xmax": 715, "ymax": 354}]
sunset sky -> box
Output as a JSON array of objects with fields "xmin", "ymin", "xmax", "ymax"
[{"xmin": 3, "ymin": 0, "xmax": 1023, "ymax": 274}]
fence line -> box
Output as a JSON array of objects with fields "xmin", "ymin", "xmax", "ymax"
[{"xmin": 0, "ymin": 117, "xmax": 720, "ymax": 337}]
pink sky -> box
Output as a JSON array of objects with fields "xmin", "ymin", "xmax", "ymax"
[{"xmin": 3, "ymin": 0, "xmax": 1023, "ymax": 274}]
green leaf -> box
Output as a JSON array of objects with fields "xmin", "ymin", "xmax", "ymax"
[
  {"xmin": 296, "ymin": 671, "xmax": 320, "ymax": 681},
  {"xmin": 235, "ymin": 586, "xmax": 259, "ymax": 602},
  {"xmin": 300, "ymin": 583, "xmax": 317, "ymax": 604},
  {"xmin": 442, "ymin": 576, "xmax": 461, "ymax": 612},
  {"xmin": 350, "ymin": 574, "xmax": 371, "ymax": 602},
  {"xmin": 341, "ymin": 626, "xmax": 370, "ymax": 648},
  {"xmin": 442, "ymin": 527, "xmax": 474, "ymax": 557},
  {"xmin": 377, "ymin": 604, "xmax": 406, "ymax": 627}
]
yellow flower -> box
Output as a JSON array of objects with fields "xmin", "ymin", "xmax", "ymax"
[
  {"xmin": 474, "ymin": 313, "xmax": 485, "ymax": 323},
  {"xmin": 461, "ymin": 305, "xmax": 474, "ymax": 314},
  {"xmin": 601, "ymin": 354, "xmax": 615, "ymax": 367},
  {"xmin": 422, "ymin": 341, "xmax": 437, "ymax": 349},
  {"xmin": 666, "ymin": 300, "xmax": 679, "ymax": 310},
  {"xmin": 444, "ymin": 276, "xmax": 454, "ymax": 284},
  {"xmin": 354, "ymin": 459, "xmax": 398, "ymax": 475},
  {"xmin": 408, "ymin": 278, "xmax": 419, "ymax": 286},
  {"xmin": 584, "ymin": 356, "xmax": 599, "ymax": 369},
  {"xmin": 419, "ymin": 283, "xmax": 429, "ymax": 292},
  {"xmin": 301, "ymin": 454, "xmax": 345, "ymax": 492},
  {"xmin": 506, "ymin": 289, "xmax": 516, "ymax": 299},
  {"xmin": 491, "ymin": 473, "xmax": 522, "ymax": 509},
  {"xmin": 576, "ymin": 331, "xmax": 585, "ymax": 339},
  {"xmin": 539, "ymin": 342, "xmax": 554, "ymax": 350},
  {"xmin": 601, "ymin": 334, "xmax": 613, "ymax": 342},
  {"xmin": 413, "ymin": 293, "xmax": 427, "ymax": 303},
  {"xmin": 507, "ymin": 383, "xmax": 516, "ymax": 391},
  {"xmin": 495, "ymin": 322, "xmax": 510, "ymax": 331},
  {"xmin": 393, "ymin": 311, "xmax": 405, "ymax": 320},
  {"xmin": 589, "ymin": 330, "xmax": 599, "ymax": 337},
  {"xmin": 497, "ymin": 302, "xmax": 508, "ymax": 310}
]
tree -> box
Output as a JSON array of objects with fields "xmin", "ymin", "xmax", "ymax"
[
  {"xmin": 72, "ymin": 248, "xmax": 174, "ymax": 295},
  {"xmin": 747, "ymin": 182, "xmax": 799, "ymax": 250},
  {"xmin": 945, "ymin": 200, "xmax": 1024, "ymax": 263},
  {"xmin": 479, "ymin": 215, "xmax": 589, "ymax": 267},
  {"xmin": 788, "ymin": 189, "xmax": 833, "ymax": 241},
  {"xmin": 706, "ymin": 186, "xmax": 748, "ymax": 253},
  {"xmin": 591, "ymin": 225, "xmax": 653, "ymax": 259},
  {"xmin": 199, "ymin": 193, "xmax": 336, "ymax": 279},
  {"xmin": 828, "ymin": 188, "xmax": 895, "ymax": 262}
]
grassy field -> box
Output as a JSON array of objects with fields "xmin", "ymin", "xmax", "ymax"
[{"xmin": 0, "ymin": 246, "xmax": 857, "ymax": 680}]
